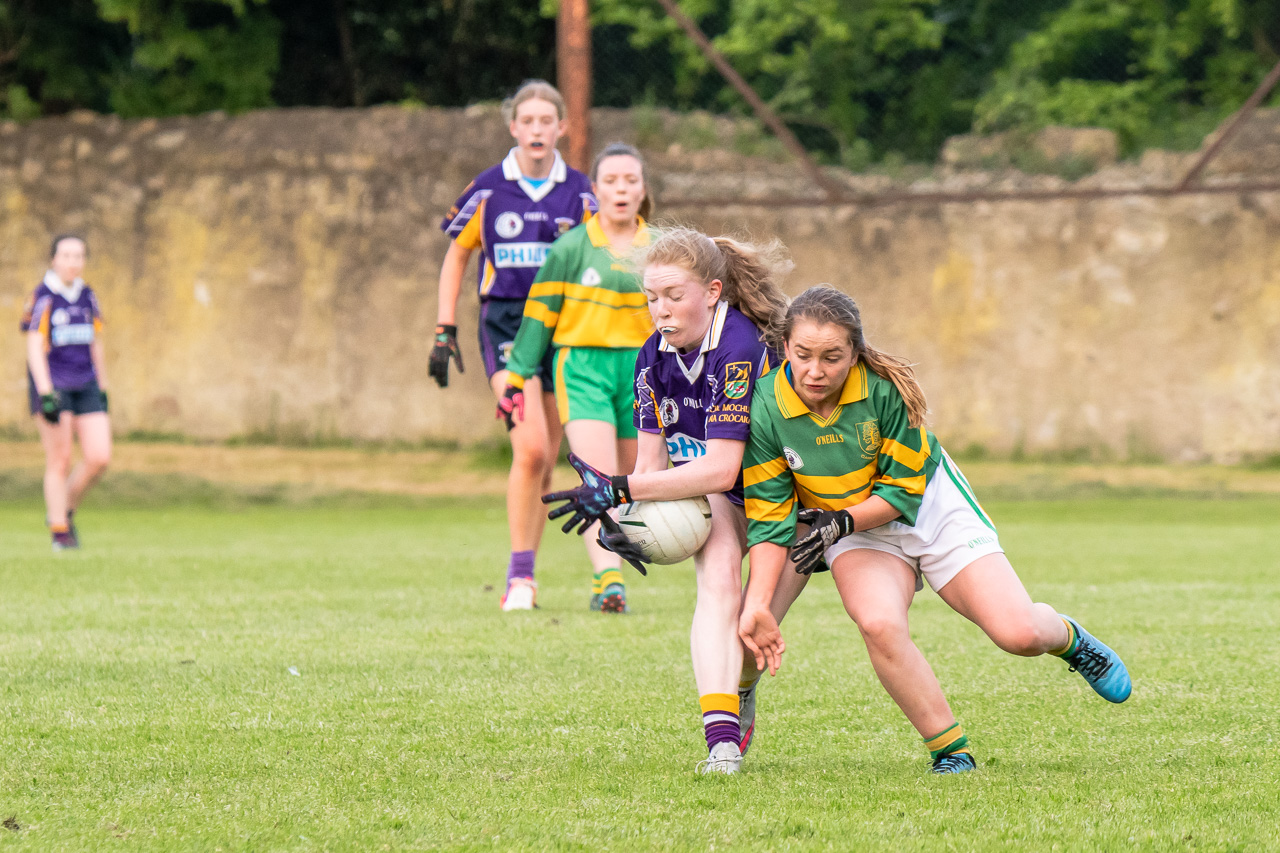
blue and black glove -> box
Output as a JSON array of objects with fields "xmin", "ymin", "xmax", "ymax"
[
  {"xmin": 542, "ymin": 453, "xmax": 631, "ymax": 535},
  {"xmin": 39, "ymin": 392, "xmax": 60, "ymax": 424},
  {"xmin": 791, "ymin": 508, "xmax": 854, "ymax": 575},
  {"xmin": 428, "ymin": 324, "xmax": 464, "ymax": 388},
  {"xmin": 596, "ymin": 514, "xmax": 649, "ymax": 576}
]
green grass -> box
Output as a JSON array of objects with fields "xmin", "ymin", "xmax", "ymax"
[{"xmin": 0, "ymin": 493, "xmax": 1277, "ymax": 850}]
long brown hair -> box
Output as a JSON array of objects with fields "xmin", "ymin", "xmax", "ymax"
[
  {"xmin": 769, "ymin": 285, "xmax": 929, "ymax": 427},
  {"xmin": 635, "ymin": 226, "xmax": 791, "ymax": 331},
  {"xmin": 591, "ymin": 142, "xmax": 652, "ymax": 221}
]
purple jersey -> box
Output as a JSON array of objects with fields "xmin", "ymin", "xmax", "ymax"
[
  {"xmin": 440, "ymin": 148, "xmax": 597, "ymax": 301},
  {"xmin": 20, "ymin": 272, "xmax": 103, "ymax": 390},
  {"xmin": 633, "ymin": 303, "xmax": 776, "ymax": 504}
]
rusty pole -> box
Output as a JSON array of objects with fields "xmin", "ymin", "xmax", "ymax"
[
  {"xmin": 1176, "ymin": 57, "xmax": 1280, "ymax": 191},
  {"xmin": 557, "ymin": 0, "xmax": 593, "ymax": 172},
  {"xmin": 652, "ymin": 0, "xmax": 843, "ymax": 200}
]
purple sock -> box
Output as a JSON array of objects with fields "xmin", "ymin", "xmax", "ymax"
[{"xmin": 507, "ymin": 550, "xmax": 535, "ymax": 584}]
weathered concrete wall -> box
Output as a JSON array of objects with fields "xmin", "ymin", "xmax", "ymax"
[{"xmin": 2, "ymin": 106, "xmax": 1278, "ymax": 461}]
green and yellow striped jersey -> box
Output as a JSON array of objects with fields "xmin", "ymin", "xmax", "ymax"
[
  {"xmin": 505, "ymin": 217, "xmax": 653, "ymax": 385},
  {"xmin": 743, "ymin": 361, "xmax": 942, "ymax": 548}
]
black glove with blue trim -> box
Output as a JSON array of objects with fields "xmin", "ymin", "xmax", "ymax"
[{"xmin": 542, "ymin": 453, "xmax": 632, "ymax": 534}]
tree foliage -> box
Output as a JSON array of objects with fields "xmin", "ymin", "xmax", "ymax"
[{"xmin": 1, "ymin": 0, "xmax": 1277, "ymax": 162}]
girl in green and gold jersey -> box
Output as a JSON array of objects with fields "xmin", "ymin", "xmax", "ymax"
[
  {"xmin": 738, "ymin": 285, "xmax": 1132, "ymax": 774},
  {"xmin": 499, "ymin": 143, "xmax": 653, "ymax": 613}
]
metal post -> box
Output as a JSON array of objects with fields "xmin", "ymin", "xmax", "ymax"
[
  {"xmin": 1176, "ymin": 57, "xmax": 1280, "ymax": 191},
  {"xmin": 557, "ymin": 0, "xmax": 593, "ymax": 172},
  {"xmin": 652, "ymin": 0, "xmax": 843, "ymax": 200}
]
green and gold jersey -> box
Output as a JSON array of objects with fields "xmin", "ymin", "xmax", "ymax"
[
  {"xmin": 505, "ymin": 217, "xmax": 652, "ymax": 385},
  {"xmin": 743, "ymin": 361, "xmax": 942, "ymax": 548}
]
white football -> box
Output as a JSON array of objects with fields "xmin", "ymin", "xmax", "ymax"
[{"xmin": 615, "ymin": 497, "xmax": 713, "ymax": 565}]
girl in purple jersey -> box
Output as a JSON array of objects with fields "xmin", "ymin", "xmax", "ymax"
[
  {"xmin": 543, "ymin": 227, "xmax": 811, "ymax": 774},
  {"xmin": 20, "ymin": 235, "xmax": 112, "ymax": 551},
  {"xmin": 431, "ymin": 80, "xmax": 596, "ymax": 611}
]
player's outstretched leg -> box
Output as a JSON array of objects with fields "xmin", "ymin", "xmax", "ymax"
[{"xmin": 1052, "ymin": 615, "xmax": 1132, "ymax": 703}]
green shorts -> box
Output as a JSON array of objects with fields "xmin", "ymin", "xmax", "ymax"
[{"xmin": 553, "ymin": 347, "xmax": 640, "ymax": 438}]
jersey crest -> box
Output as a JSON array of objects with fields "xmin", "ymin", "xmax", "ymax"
[
  {"xmin": 724, "ymin": 361, "xmax": 752, "ymax": 399},
  {"xmin": 855, "ymin": 420, "xmax": 882, "ymax": 458},
  {"xmin": 783, "ymin": 445, "xmax": 804, "ymax": 471},
  {"xmin": 495, "ymin": 212, "xmax": 524, "ymax": 238},
  {"xmin": 582, "ymin": 268, "xmax": 602, "ymax": 286}
]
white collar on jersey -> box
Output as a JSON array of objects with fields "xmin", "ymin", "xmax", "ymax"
[
  {"xmin": 43, "ymin": 269, "xmax": 86, "ymax": 303},
  {"xmin": 502, "ymin": 147, "xmax": 568, "ymax": 203},
  {"xmin": 659, "ymin": 301, "xmax": 730, "ymax": 383}
]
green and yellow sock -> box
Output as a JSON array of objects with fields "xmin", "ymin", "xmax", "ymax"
[
  {"xmin": 924, "ymin": 722, "xmax": 971, "ymax": 760},
  {"xmin": 597, "ymin": 568, "xmax": 623, "ymax": 590},
  {"xmin": 1049, "ymin": 617, "xmax": 1078, "ymax": 657}
]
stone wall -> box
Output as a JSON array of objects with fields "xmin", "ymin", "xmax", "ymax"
[{"xmin": 2, "ymin": 106, "xmax": 1278, "ymax": 462}]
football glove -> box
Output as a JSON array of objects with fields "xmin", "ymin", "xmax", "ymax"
[
  {"xmin": 790, "ymin": 508, "xmax": 856, "ymax": 575},
  {"xmin": 496, "ymin": 383, "xmax": 524, "ymax": 431},
  {"xmin": 39, "ymin": 392, "xmax": 60, "ymax": 424},
  {"xmin": 428, "ymin": 324, "xmax": 464, "ymax": 388},
  {"xmin": 542, "ymin": 452, "xmax": 631, "ymax": 534},
  {"xmin": 597, "ymin": 513, "xmax": 649, "ymax": 576}
]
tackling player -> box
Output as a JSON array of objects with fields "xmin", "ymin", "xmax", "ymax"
[
  {"xmin": 21, "ymin": 234, "xmax": 112, "ymax": 551},
  {"xmin": 543, "ymin": 227, "xmax": 809, "ymax": 774},
  {"xmin": 432, "ymin": 80, "xmax": 597, "ymax": 611},
  {"xmin": 499, "ymin": 143, "xmax": 652, "ymax": 613},
  {"xmin": 738, "ymin": 285, "xmax": 1132, "ymax": 774}
]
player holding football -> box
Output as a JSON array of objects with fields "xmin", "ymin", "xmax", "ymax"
[
  {"xmin": 738, "ymin": 285, "xmax": 1132, "ymax": 774},
  {"xmin": 498, "ymin": 143, "xmax": 653, "ymax": 614},
  {"xmin": 543, "ymin": 226, "xmax": 810, "ymax": 774},
  {"xmin": 21, "ymin": 234, "xmax": 112, "ymax": 551},
  {"xmin": 432, "ymin": 80, "xmax": 597, "ymax": 611}
]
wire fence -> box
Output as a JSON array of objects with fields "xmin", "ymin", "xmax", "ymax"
[{"xmin": 582, "ymin": 0, "xmax": 1280, "ymax": 206}]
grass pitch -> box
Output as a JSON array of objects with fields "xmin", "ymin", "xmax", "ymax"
[{"xmin": 0, "ymin": 487, "xmax": 1277, "ymax": 851}]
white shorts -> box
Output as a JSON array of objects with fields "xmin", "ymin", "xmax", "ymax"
[{"xmin": 823, "ymin": 453, "xmax": 1003, "ymax": 592}]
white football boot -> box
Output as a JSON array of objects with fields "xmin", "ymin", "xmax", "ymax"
[
  {"xmin": 500, "ymin": 577, "xmax": 537, "ymax": 611},
  {"xmin": 697, "ymin": 741, "xmax": 743, "ymax": 775}
]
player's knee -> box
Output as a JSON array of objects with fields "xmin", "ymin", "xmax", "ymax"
[
  {"xmin": 511, "ymin": 442, "xmax": 551, "ymax": 475},
  {"xmin": 988, "ymin": 617, "xmax": 1046, "ymax": 657},
  {"xmin": 852, "ymin": 612, "xmax": 908, "ymax": 648},
  {"xmin": 84, "ymin": 453, "xmax": 110, "ymax": 476},
  {"xmin": 46, "ymin": 453, "xmax": 72, "ymax": 477}
]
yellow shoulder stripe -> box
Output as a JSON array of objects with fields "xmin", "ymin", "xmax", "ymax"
[
  {"xmin": 745, "ymin": 494, "xmax": 795, "ymax": 523},
  {"xmin": 880, "ymin": 429, "xmax": 931, "ymax": 471},
  {"xmin": 563, "ymin": 282, "xmax": 646, "ymax": 308},
  {"xmin": 523, "ymin": 300, "xmax": 560, "ymax": 328},
  {"xmin": 528, "ymin": 280, "xmax": 567, "ymax": 299},
  {"xmin": 876, "ymin": 473, "xmax": 927, "ymax": 496},
  {"xmin": 743, "ymin": 456, "xmax": 787, "ymax": 487}
]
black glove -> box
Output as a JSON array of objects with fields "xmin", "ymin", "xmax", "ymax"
[
  {"xmin": 496, "ymin": 383, "xmax": 524, "ymax": 431},
  {"xmin": 597, "ymin": 514, "xmax": 649, "ymax": 576},
  {"xmin": 542, "ymin": 453, "xmax": 631, "ymax": 534},
  {"xmin": 428, "ymin": 324, "xmax": 464, "ymax": 388},
  {"xmin": 100, "ymin": 389, "xmax": 109, "ymax": 414},
  {"xmin": 39, "ymin": 392, "xmax": 60, "ymax": 424},
  {"xmin": 790, "ymin": 508, "xmax": 856, "ymax": 575}
]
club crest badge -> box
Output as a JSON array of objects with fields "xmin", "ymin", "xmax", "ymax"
[
  {"xmin": 724, "ymin": 361, "xmax": 752, "ymax": 399},
  {"xmin": 659, "ymin": 397, "xmax": 680, "ymax": 428},
  {"xmin": 495, "ymin": 212, "xmax": 524, "ymax": 239},
  {"xmin": 855, "ymin": 420, "xmax": 882, "ymax": 458},
  {"xmin": 555, "ymin": 217, "xmax": 576, "ymax": 235},
  {"xmin": 783, "ymin": 445, "xmax": 804, "ymax": 471},
  {"xmin": 582, "ymin": 268, "xmax": 602, "ymax": 286}
]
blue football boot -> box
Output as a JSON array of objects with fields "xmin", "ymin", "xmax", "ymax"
[
  {"xmin": 1059, "ymin": 615, "xmax": 1131, "ymax": 703},
  {"xmin": 931, "ymin": 752, "xmax": 977, "ymax": 774}
]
